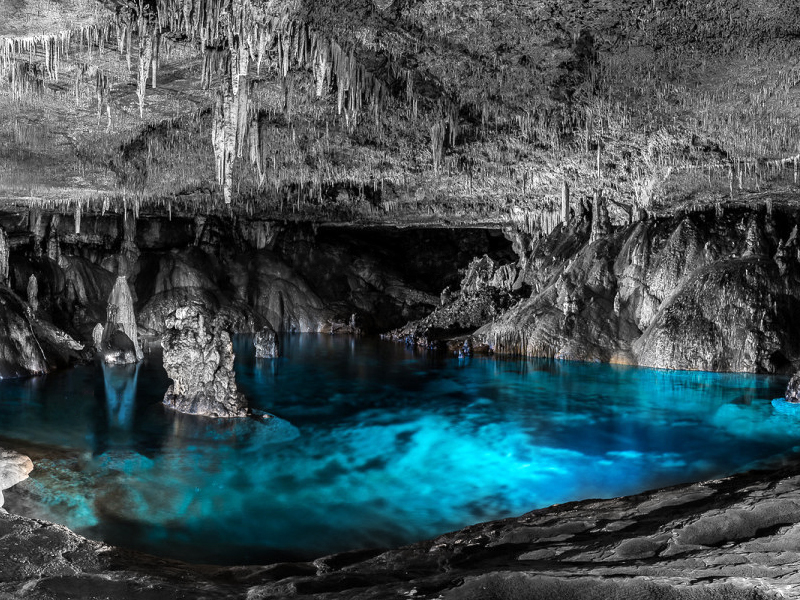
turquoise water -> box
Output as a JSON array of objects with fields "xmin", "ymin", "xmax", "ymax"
[{"xmin": 0, "ymin": 334, "xmax": 794, "ymax": 565}]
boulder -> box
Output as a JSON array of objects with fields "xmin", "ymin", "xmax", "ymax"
[
  {"xmin": 254, "ymin": 326, "xmax": 279, "ymax": 358},
  {"xmin": 161, "ymin": 304, "xmax": 248, "ymax": 418},
  {"xmin": 0, "ymin": 448, "xmax": 33, "ymax": 508}
]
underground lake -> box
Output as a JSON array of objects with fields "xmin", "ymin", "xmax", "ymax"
[{"xmin": 0, "ymin": 334, "xmax": 794, "ymax": 565}]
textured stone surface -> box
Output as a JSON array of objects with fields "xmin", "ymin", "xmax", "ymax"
[
  {"xmin": 787, "ymin": 372, "xmax": 800, "ymax": 403},
  {"xmin": 161, "ymin": 304, "xmax": 248, "ymax": 418},
  {"xmin": 101, "ymin": 275, "xmax": 142, "ymax": 364},
  {"xmin": 467, "ymin": 205, "xmax": 800, "ymax": 373},
  {"xmin": 0, "ymin": 448, "xmax": 33, "ymax": 496},
  {"xmin": 254, "ymin": 326, "xmax": 279, "ymax": 358},
  {"xmin": 0, "ymin": 286, "xmax": 48, "ymax": 378}
]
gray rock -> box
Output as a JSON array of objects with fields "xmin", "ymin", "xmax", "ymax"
[
  {"xmin": 468, "ymin": 206, "xmax": 800, "ymax": 372},
  {"xmin": 102, "ymin": 275, "xmax": 142, "ymax": 364},
  {"xmin": 786, "ymin": 372, "xmax": 800, "ymax": 403},
  {"xmin": 254, "ymin": 326, "xmax": 279, "ymax": 358},
  {"xmin": 4, "ymin": 451, "xmax": 800, "ymax": 599},
  {"xmin": 0, "ymin": 448, "xmax": 33, "ymax": 508},
  {"xmin": 161, "ymin": 304, "xmax": 248, "ymax": 418},
  {"xmin": 0, "ymin": 287, "xmax": 48, "ymax": 378},
  {"xmin": 0, "ymin": 226, "xmax": 8, "ymax": 286}
]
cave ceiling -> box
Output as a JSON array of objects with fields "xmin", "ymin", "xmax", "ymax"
[{"xmin": 1, "ymin": 0, "xmax": 799, "ymax": 226}]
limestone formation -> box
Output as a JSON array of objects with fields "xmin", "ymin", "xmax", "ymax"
[
  {"xmin": 101, "ymin": 276, "xmax": 142, "ymax": 364},
  {"xmin": 786, "ymin": 372, "xmax": 800, "ymax": 403},
  {"xmin": 46, "ymin": 214, "xmax": 60, "ymax": 263},
  {"xmin": 0, "ymin": 226, "xmax": 8, "ymax": 286},
  {"xmin": 26, "ymin": 274, "xmax": 38, "ymax": 313},
  {"xmin": 5, "ymin": 453, "xmax": 800, "ymax": 598},
  {"xmin": 589, "ymin": 189, "xmax": 611, "ymax": 243},
  {"xmin": 0, "ymin": 448, "xmax": 33, "ymax": 509},
  {"xmin": 254, "ymin": 326, "xmax": 279, "ymax": 358},
  {"xmin": 0, "ymin": 288, "xmax": 48, "ymax": 378},
  {"xmin": 162, "ymin": 304, "xmax": 248, "ymax": 418}
]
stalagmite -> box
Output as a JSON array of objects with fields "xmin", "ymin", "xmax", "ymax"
[
  {"xmin": 431, "ymin": 122, "xmax": 445, "ymax": 173},
  {"xmin": 47, "ymin": 214, "xmax": 61, "ymax": 263},
  {"xmin": 74, "ymin": 203, "xmax": 82, "ymax": 235},
  {"xmin": 103, "ymin": 275, "xmax": 143, "ymax": 363},
  {"xmin": 30, "ymin": 209, "xmax": 43, "ymax": 257},
  {"xmin": 590, "ymin": 189, "xmax": 611, "ymax": 243},
  {"xmin": 0, "ymin": 227, "xmax": 8, "ymax": 286},
  {"xmin": 120, "ymin": 210, "xmax": 139, "ymax": 274},
  {"xmin": 27, "ymin": 275, "xmax": 38, "ymax": 313}
]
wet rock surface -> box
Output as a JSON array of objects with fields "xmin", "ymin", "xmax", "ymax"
[
  {"xmin": 4, "ymin": 454, "xmax": 800, "ymax": 598},
  {"xmin": 161, "ymin": 304, "xmax": 248, "ymax": 418},
  {"xmin": 254, "ymin": 326, "xmax": 279, "ymax": 358},
  {"xmin": 0, "ymin": 215, "xmax": 496, "ymax": 377}
]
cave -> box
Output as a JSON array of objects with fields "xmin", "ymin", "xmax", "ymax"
[{"xmin": 2, "ymin": 1, "xmax": 800, "ymax": 598}]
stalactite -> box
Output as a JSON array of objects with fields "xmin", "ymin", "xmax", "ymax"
[{"xmin": 137, "ymin": 27, "xmax": 154, "ymax": 119}]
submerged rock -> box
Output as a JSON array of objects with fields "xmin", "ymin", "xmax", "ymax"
[
  {"xmin": 254, "ymin": 326, "xmax": 279, "ymax": 358},
  {"xmin": 0, "ymin": 448, "xmax": 33, "ymax": 509},
  {"xmin": 161, "ymin": 304, "xmax": 248, "ymax": 418}
]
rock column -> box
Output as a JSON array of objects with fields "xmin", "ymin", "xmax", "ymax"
[
  {"xmin": 162, "ymin": 305, "xmax": 248, "ymax": 418},
  {"xmin": 0, "ymin": 227, "xmax": 8, "ymax": 286},
  {"xmin": 254, "ymin": 326, "xmax": 279, "ymax": 357}
]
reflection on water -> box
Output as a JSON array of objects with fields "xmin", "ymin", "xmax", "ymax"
[
  {"xmin": 0, "ymin": 334, "xmax": 793, "ymax": 565},
  {"xmin": 101, "ymin": 362, "xmax": 140, "ymax": 429}
]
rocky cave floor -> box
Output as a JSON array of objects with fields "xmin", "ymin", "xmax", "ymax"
[{"xmin": 3, "ymin": 450, "xmax": 800, "ymax": 599}]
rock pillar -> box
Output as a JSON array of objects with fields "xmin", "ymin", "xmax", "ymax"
[
  {"xmin": 47, "ymin": 214, "xmax": 60, "ymax": 264},
  {"xmin": 254, "ymin": 326, "xmax": 279, "ymax": 358},
  {"xmin": 102, "ymin": 276, "xmax": 143, "ymax": 364},
  {"xmin": 27, "ymin": 275, "xmax": 38, "ymax": 313},
  {"xmin": 30, "ymin": 209, "xmax": 43, "ymax": 257},
  {"xmin": 0, "ymin": 227, "xmax": 8, "ymax": 286},
  {"xmin": 561, "ymin": 180, "xmax": 570, "ymax": 225},
  {"xmin": 0, "ymin": 448, "xmax": 33, "ymax": 509},
  {"xmin": 162, "ymin": 305, "xmax": 248, "ymax": 418}
]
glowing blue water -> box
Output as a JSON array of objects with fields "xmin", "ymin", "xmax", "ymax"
[{"xmin": 0, "ymin": 335, "xmax": 793, "ymax": 564}]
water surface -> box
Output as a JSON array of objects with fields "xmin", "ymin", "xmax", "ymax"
[{"xmin": 0, "ymin": 335, "xmax": 793, "ymax": 564}]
